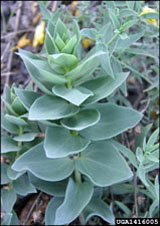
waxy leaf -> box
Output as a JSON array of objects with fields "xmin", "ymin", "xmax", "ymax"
[
  {"xmin": 45, "ymin": 197, "xmax": 64, "ymax": 225},
  {"xmin": 29, "ymin": 95, "xmax": 79, "ymax": 120},
  {"xmin": 62, "ymin": 35, "xmax": 77, "ymax": 54},
  {"xmin": 13, "ymin": 133, "xmax": 37, "ymax": 142},
  {"xmin": 1, "ymin": 110, "xmax": 19, "ymax": 134},
  {"xmin": 14, "ymin": 88, "xmax": 41, "ymax": 110},
  {"xmin": 12, "ymin": 174, "xmax": 37, "ymax": 196},
  {"xmin": 1, "ymin": 188, "xmax": 17, "ymax": 213},
  {"xmin": 55, "ymin": 178, "xmax": 94, "ymax": 225},
  {"xmin": 83, "ymin": 198, "xmax": 115, "ymax": 225},
  {"xmin": 12, "ymin": 142, "xmax": 74, "ymax": 181},
  {"xmin": 82, "ymin": 72, "xmax": 129, "ymax": 104},
  {"xmin": 1, "ymin": 163, "xmax": 11, "ymax": 184},
  {"xmin": 61, "ymin": 109, "xmax": 100, "ymax": 131},
  {"xmin": 29, "ymin": 172, "xmax": 67, "ymax": 197},
  {"xmin": 65, "ymin": 51, "xmax": 106, "ymax": 81},
  {"xmin": 81, "ymin": 103, "xmax": 143, "ymax": 140},
  {"xmin": 52, "ymin": 85, "xmax": 93, "ymax": 106},
  {"xmin": 5, "ymin": 114, "xmax": 27, "ymax": 126},
  {"xmin": 44, "ymin": 126, "xmax": 90, "ymax": 158},
  {"xmin": 54, "ymin": 18, "xmax": 70, "ymax": 42},
  {"xmin": 75, "ymin": 140, "xmax": 133, "ymax": 186},
  {"xmin": 1, "ymin": 136, "xmax": 21, "ymax": 153}
]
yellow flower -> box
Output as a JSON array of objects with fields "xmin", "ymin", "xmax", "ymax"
[
  {"xmin": 139, "ymin": 6, "xmax": 158, "ymax": 25},
  {"xmin": 82, "ymin": 38, "xmax": 94, "ymax": 49},
  {"xmin": 33, "ymin": 21, "xmax": 45, "ymax": 48},
  {"xmin": 12, "ymin": 34, "xmax": 31, "ymax": 50},
  {"xmin": 69, "ymin": 1, "xmax": 79, "ymax": 16}
]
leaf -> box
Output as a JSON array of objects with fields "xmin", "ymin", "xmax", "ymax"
[
  {"xmin": 10, "ymin": 211, "xmax": 19, "ymax": 226},
  {"xmin": 83, "ymin": 198, "xmax": 115, "ymax": 225},
  {"xmin": 17, "ymin": 49, "xmax": 67, "ymax": 87},
  {"xmin": 1, "ymin": 110, "xmax": 19, "ymax": 134},
  {"xmin": 82, "ymin": 72, "xmax": 129, "ymax": 105},
  {"xmin": 54, "ymin": 18, "xmax": 70, "ymax": 42},
  {"xmin": 1, "ymin": 163, "xmax": 11, "ymax": 185},
  {"xmin": 115, "ymin": 201, "xmax": 131, "ymax": 216},
  {"xmin": 44, "ymin": 126, "xmax": 90, "ymax": 158},
  {"xmin": 111, "ymin": 140, "xmax": 138, "ymax": 168},
  {"xmin": 38, "ymin": 1, "xmax": 51, "ymax": 20},
  {"xmin": 55, "ymin": 178, "xmax": 94, "ymax": 225},
  {"xmin": 75, "ymin": 140, "xmax": 133, "ymax": 187},
  {"xmin": 28, "ymin": 172, "xmax": 67, "ymax": 197},
  {"xmin": 116, "ymin": 31, "xmax": 144, "ymax": 51},
  {"xmin": 81, "ymin": 28, "xmax": 97, "ymax": 40},
  {"xmin": 147, "ymin": 128, "xmax": 159, "ymax": 147},
  {"xmin": 44, "ymin": 20, "xmax": 57, "ymax": 54},
  {"xmin": 7, "ymin": 166, "xmax": 25, "ymax": 180},
  {"xmin": 5, "ymin": 114, "xmax": 27, "ymax": 126},
  {"xmin": 1, "ymin": 136, "xmax": 21, "ymax": 153},
  {"xmin": 1, "ymin": 188, "xmax": 17, "ymax": 213},
  {"xmin": 13, "ymin": 133, "xmax": 37, "ymax": 142},
  {"xmin": 52, "ymin": 85, "xmax": 93, "ymax": 106},
  {"xmin": 2, "ymin": 213, "xmax": 13, "ymax": 225},
  {"xmin": 48, "ymin": 53, "xmax": 79, "ymax": 73},
  {"xmin": 12, "ymin": 174, "xmax": 37, "ymax": 196},
  {"xmin": 62, "ymin": 35, "xmax": 78, "ymax": 54},
  {"xmin": 61, "ymin": 109, "xmax": 100, "ymax": 131},
  {"xmin": 96, "ymin": 43, "xmax": 114, "ymax": 78},
  {"xmin": 119, "ymin": 19, "xmax": 138, "ymax": 32},
  {"xmin": 81, "ymin": 103, "xmax": 143, "ymax": 141},
  {"xmin": 108, "ymin": 10, "xmax": 121, "ymax": 29},
  {"xmin": 155, "ymin": 175, "xmax": 159, "ymax": 203},
  {"xmin": 65, "ymin": 51, "xmax": 106, "ymax": 81},
  {"xmin": 45, "ymin": 197, "xmax": 64, "ymax": 225},
  {"xmin": 12, "ymin": 142, "xmax": 74, "ymax": 181},
  {"xmin": 29, "ymin": 95, "xmax": 79, "ymax": 120},
  {"xmin": 124, "ymin": 47, "xmax": 156, "ymax": 60},
  {"xmin": 14, "ymin": 88, "xmax": 41, "ymax": 110}
]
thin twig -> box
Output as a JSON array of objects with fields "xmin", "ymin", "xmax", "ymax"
[
  {"xmin": 22, "ymin": 192, "xmax": 42, "ymax": 225},
  {"xmin": 1, "ymin": 28, "xmax": 34, "ymax": 40},
  {"xmin": 1, "ymin": 42, "xmax": 11, "ymax": 61},
  {"xmin": 52, "ymin": 1, "xmax": 58, "ymax": 12},
  {"xmin": 1, "ymin": 71, "xmax": 19, "ymax": 77},
  {"xmin": 132, "ymin": 167, "xmax": 138, "ymax": 217},
  {"xmin": 5, "ymin": 1, "xmax": 23, "ymax": 85},
  {"xmin": 140, "ymin": 98, "xmax": 150, "ymax": 114}
]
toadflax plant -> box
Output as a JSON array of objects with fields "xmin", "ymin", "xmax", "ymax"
[{"xmin": 1, "ymin": 3, "xmax": 144, "ymax": 225}]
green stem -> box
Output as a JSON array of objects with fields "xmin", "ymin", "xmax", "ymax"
[
  {"xmin": 15, "ymin": 126, "xmax": 23, "ymax": 159},
  {"xmin": 106, "ymin": 31, "xmax": 120, "ymax": 47},
  {"xmin": 74, "ymin": 169, "xmax": 82, "ymax": 184},
  {"xmin": 66, "ymin": 77, "xmax": 72, "ymax": 89}
]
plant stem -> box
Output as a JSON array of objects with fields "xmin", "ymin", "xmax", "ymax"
[
  {"xmin": 70, "ymin": 130, "xmax": 78, "ymax": 136},
  {"xmin": 79, "ymin": 213, "xmax": 85, "ymax": 225},
  {"xmin": 15, "ymin": 126, "xmax": 23, "ymax": 159},
  {"xmin": 74, "ymin": 169, "xmax": 82, "ymax": 184},
  {"xmin": 66, "ymin": 77, "xmax": 72, "ymax": 89},
  {"xmin": 106, "ymin": 31, "xmax": 120, "ymax": 47}
]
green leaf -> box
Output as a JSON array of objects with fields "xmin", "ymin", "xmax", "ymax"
[
  {"xmin": 124, "ymin": 47, "xmax": 156, "ymax": 60},
  {"xmin": 62, "ymin": 35, "xmax": 78, "ymax": 54},
  {"xmin": 1, "ymin": 163, "xmax": 11, "ymax": 184},
  {"xmin": 29, "ymin": 95, "xmax": 79, "ymax": 120},
  {"xmin": 12, "ymin": 174, "xmax": 37, "ymax": 196},
  {"xmin": 11, "ymin": 97, "xmax": 27, "ymax": 115},
  {"xmin": 12, "ymin": 142, "xmax": 74, "ymax": 181},
  {"xmin": 147, "ymin": 128, "xmax": 159, "ymax": 147},
  {"xmin": 82, "ymin": 72, "xmax": 129, "ymax": 105},
  {"xmin": 55, "ymin": 178, "xmax": 94, "ymax": 225},
  {"xmin": 38, "ymin": 1, "xmax": 51, "ymax": 20},
  {"xmin": 81, "ymin": 103, "xmax": 143, "ymax": 140},
  {"xmin": 45, "ymin": 197, "xmax": 64, "ymax": 225},
  {"xmin": 7, "ymin": 166, "xmax": 25, "ymax": 180},
  {"xmin": 83, "ymin": 198, "xmax": 115, "ymax": 225},
  {"xmin": 65, "ymin": 51, "xmax": 106, "ymax": 81},
  {"xmin": 52, "ymin": 85, "xmax": 93, "ymax": 106},
  {"xmin": 14, "ymin": 88, "xmax": 41, "ymax": 110},
  {"xmin": 1, "ymin": 188, "xmax": 17, "ymax": 213},
  {"xmin": 3, "ymin": 213, "xmax": 13, "ymax": 225},
  {"xmin": 45, "ymin": 21, "xmax": 58, "ymax": 54},
  {"xmin": 120, "ymin": 19, "xmax": 138, "ymax": 32},
  {"xmin": 96, "ymin": 43, "xmax": 114, "ymax": 78},
  {"xmin": 1, "ymin": 110, "xmax": 19, "ymax": 134},
  {"xmin": 119, "ymin": 8, "xmax": 137, "ymax": 17},
  {"xmin": 116, "ymin": 31, "xmax": 144, "ymax": 51},
  {"xmin": 81, "ymin": 28, "xmax": 97, "ymax": 40},
  {"xmin": 54, "ymin": 18, "xmax": 70, "ymax": 42},
  {"xmin": 108, "ymin": 10, "xmax": 120, "ymax": 29},
  {"xmin": 115, "ymin": 201, "xmax": 131, "ymax": 216},
  {"xmin": 5, "ymin": 114, "xmax": 27, "ymax": 126},
  {"xmin": 28, "ymin": 172, "xmax": 67, "ymax": 197},
  {"xmin": 61, "ymin": 109, "xmax": 100, "ymax": 131},
  {"xmin": 55, "ymin": 33, "xmax": 66, "ymax": 51},
  {"xmin": 10, "ymin": 211, "xmax": 19, "ymax": 226},
  {"xmin": 155, "ymin": 175, "xmax": 159, "ymax": 203},
  {"xmin": 1, "ymin": 136, "xmax": 21, "ymax": 153},
  {"xmin": 48, "ymin": 53, "xmax": 79, "ymax": 73},
  {"xmin": 44, "ymin": 126, "xmax": 90, "ymax": 158},
  {"xmin": 13, "ymin": 133, "xmax": 37, "ymax": 142},
  {"xmin": 18, "ymin": 49, "xmax": 67, "ymax": 86},
  {"xmin": 75, "ymin": 140, "xmax": 133, "ymax": 187}
]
